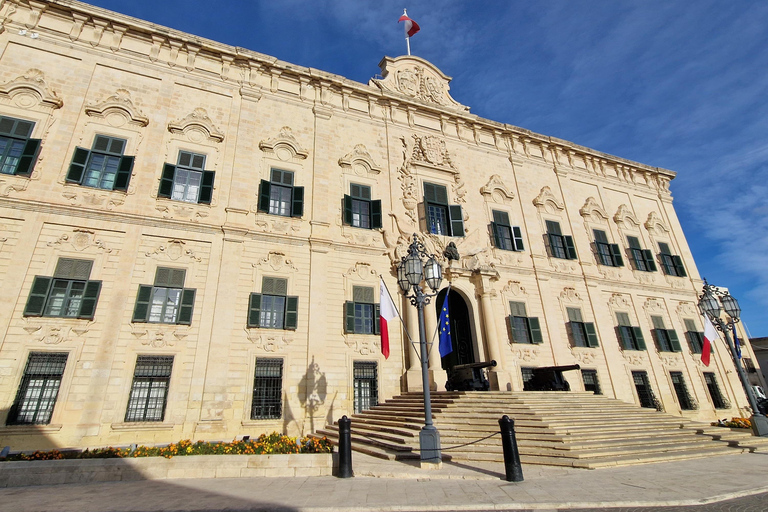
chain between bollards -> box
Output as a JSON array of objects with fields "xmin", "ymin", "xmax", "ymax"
[
  {"xmin": 337, "ymin": 415, "xmax": 353, "ymax": 478},
  {"xmin": 498, "ymin": 415, "xmax": 523, "ymax": 482}
]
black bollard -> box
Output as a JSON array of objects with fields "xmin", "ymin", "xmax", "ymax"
[
  {"xmin": 498, "ymin": 415, "xmax": 524, "ymax": 482},
  {"xmin": 337, "ymin": 415, "xmax": 353, "ymax": 478}
]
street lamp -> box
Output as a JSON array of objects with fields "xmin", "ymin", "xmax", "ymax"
[
  {"xmin": 396, "ymin": 234, "xmax": 443, "ymax": 464},
  {"xmin": 698, "ymin": 280, "xmax": 768, "ymax": 437}
]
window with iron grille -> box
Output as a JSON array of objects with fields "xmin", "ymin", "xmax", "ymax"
[
  {"xmin": 632, "ymin": 370, "xmax": 658, "ymax": 409},
  {"xmin": 593, "ymin": 229, "xmax": 623, "ymax": 267},
  {"xmin": 545, "ymin": 220, "xmax": 577, "ymax": 260},
  {"xmin": 669, "ymin": 371, "xmax": 696, "ymax": 410},
  {"xmin": 345, "ymin": 286, "xmax": 380, "ymax": 335},
  {"xmin": 567, "ymin": 307, "xmax": 599, "ymax": 348},
  {"xmin": 132, "ymin": 268, "xmax": 196, "ymax": 325},
  {"xmin": 658, "ymin": 242, "xmax": 687, "ymax": 277},
  {"xmin": 7, "ymin": 352, "xmax": 68, "ymax": 425},
  {"xmin": 353, "ymin": 361, "xmax": 378, "ymax": 413},
  {"xmin": 490, "ymin": 210, "xmax": 524, "ymax": 251},
  {"xmin": 423, "ymin": 183, "xmax": 464, "ymax": 237},
  {"xmin": 703, "ymin": 372, "xmax": 729, "ymax": 409},
  {"xmin": 66, "ymin": 135, "xmax": 134, "ymax": 191},
  {"xmin": 508, "ymin": 302, "xmax": 543, "ymax": 344},
  {"xmin": 247, "ymin": 277, "xmax": 299, "ymax": 330},
  {"xmin": 125, "ymin": 356, "xmax": 173, "ymax": 422},
  {"xmin": 157, "ymin": 151, "xmax": 215, "ymax": 204},
  {"xmin": 343, "ymin": 184, "xmax": 382, "ymax": 230},
  {"xmin": 521, "ymin": 367, "xmax": 535, "ymax": 390},
  {"xmin": 257, "ymin": 168, "xmax": 304, "ymax": 217},
  {"xmin": 743, "ymin": 358, "xmax": 757, "ymax": 373},
  {"xmin": 683, "ymin": 318, "xmax": 704, "ymax": 353},
  {"xmin": 616, "ymin": 312, "xmax": 646, "ymax": 351},
  {"xmin": 252, "ymin": 358, "xmax": 283, "ymax": 419},
  {"xmin": 0, "ymin": 115, "xmax": 39, "ymax": 177},
  {"xmin": 651, "ymin": 316, "xmax": 682, "ymax": 352},
  {"xmin": 23, "ymin": 258, "xmax": 102, "ymax": 320},
  {"xmin": 627, "ymin": 236, "xmax": 657, "ymax": 272},
  {"xmin": 581, "ymin": 369, "xmax": 601, "ymax": 395}
]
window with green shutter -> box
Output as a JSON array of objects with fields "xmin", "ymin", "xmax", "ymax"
[
  {"xmin": 684, "ymin": 318, "xmax": 704, "ymax": 353},
  {"xmin": 257, "ymin": 168, "xmax": 303, "ymax": 218},
  {"xmin": 567, "ymin": 307, "xmax": 599, "ymax": 348},
  {"xmin": 593, "ymin": 229, "xmax": 623, "ymax": 267},
  {"xmin": 247, "ymin": 277, "xmax": 298, "ymax": 330},
  {"xmin": 23, "ymin": 258, "xmax": 102, "ymax": 319},
  {"xmin": 546, "ymin": 220, "xmax": 577, "ymax": 260},
  {"xmin": 658, "ymin": 242, "xmax": 687, "ymax": 277},
  {"xmin": 627, "ymin": 236, "xmax": 657, "ymax": 272},
  {"xmin": 66, "ymin": 135, "xmax": 134, "ymax": 192},
  {"xmin": 491, "ymin": 210, "xmax": 524, "ymax": 251},
  {"xmin": 507, "ymin": 301, "xmax": 543, "ymax": 344},
  {"xmin": 157, "ymin": 151, "xmax": 215, "ymax": 204},
  {"xmin": 344, "ymin": 184, "xmax": 382, "ymax": 230},
  {"xmin": 616, "ymin": 312, "xmax": 646, "ymax": 351},
  {"xmin": 345, "ymin": 286, "xmax": 380, "ymax": 335},
  {"xmin": 651, "ymin": 315, "xmax": 681, "ymax": 352},
  {"xmin": 0, "ymin": 115, "xmax": 40, "ymax": 177},
  {"xmin": 423, "ymin": 182, "xmax": 464, "ymax": 237},
  {"xmin": 132, "ymin": 267, "xmax": 195, "ymax": 325}
]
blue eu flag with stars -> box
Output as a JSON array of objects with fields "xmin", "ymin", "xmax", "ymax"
[{"xmin": 438, "ymin": 292, "xmax": 453, "ymax": 357}]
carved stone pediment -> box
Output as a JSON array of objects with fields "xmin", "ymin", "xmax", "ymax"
[
  {"xmin": 0, "ymin": 68, "xmax": 63, "ymax": 110},
  {"xmin": 480, "ymin": 175, "xmax": 515, "ymax": 203},
  {"xmin": 645, "ymin": 211, "xmax": 669, "ymax": 235},
  {"xmin": 579, "ymin": 197, "xmax": 608, "ymax": 222},
  {"xmin": 259, "ymin": 126, "xmax": 308, "ymax": 161},
  {"xmin": 533, "ymin": 186, "xmax": 564, "ymax": 213},
  {"xmin": 371, "ymin": 55, "xmax": 469, "ymax": 112},
  {"xmin": 338, "ymin": 144, "xmax": 381, "ymax": 175},
  {"xmin": 614, "ymin": 204, "xmax": 640, "ymax": 229},
  {"xmin": 168, "ymin": 108, "xmax": 224, "ymax": 143},
  {"xmin": 85, "ymin": 89, "xmax": 149, "ymax": 127}
]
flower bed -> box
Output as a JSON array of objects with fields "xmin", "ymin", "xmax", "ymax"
[{"xmin": 711, "ymin": 417, "xmax": 751, "ymax": 429}]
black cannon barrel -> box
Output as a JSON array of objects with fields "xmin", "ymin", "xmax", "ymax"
[
  {"xmin": 531, "ymin": 364, "xmax": 580, "ymax": 373},
  {"xmin": 451, "ymin": 360, "xmax": 497, "ymax": 372}
]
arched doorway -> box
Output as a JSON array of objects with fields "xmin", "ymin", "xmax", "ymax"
[{"xmin": 435, "ymin": 288, "xmax": 474, "ymax": 369}]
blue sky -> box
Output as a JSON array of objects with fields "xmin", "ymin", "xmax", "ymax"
[{"xmin": 84, "ymin": 0, "xmax": 768, "ymax": 336}]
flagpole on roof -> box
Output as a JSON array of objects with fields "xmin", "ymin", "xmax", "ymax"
[{"xmin": 404, "ymin": 9, "xmax": 411, "ymax": 56}]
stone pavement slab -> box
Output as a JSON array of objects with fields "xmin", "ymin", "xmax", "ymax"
[{"xmin": 0, "ymin": 452, "xmax": 767, "ymax": 511}]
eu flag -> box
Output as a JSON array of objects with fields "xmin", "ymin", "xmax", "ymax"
[
  {"xmin": 438, "ymin": 292, "xmax": 453, "ymax": 357},
  {"xmin": 733, "ymin": 321, "xmax": 742, "ymax": 359}
]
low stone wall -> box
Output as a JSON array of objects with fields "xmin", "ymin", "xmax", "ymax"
[{"xmin": 0, "ymin": 453, "xmax": 335, "ymax": 487}]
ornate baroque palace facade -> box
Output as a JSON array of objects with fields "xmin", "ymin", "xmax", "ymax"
[{"xmin": 0, "ymin": 1, "xmax": 760, "ymax": 450}]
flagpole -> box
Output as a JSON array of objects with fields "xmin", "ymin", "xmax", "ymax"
[
  {"xmin": 406, "ymin": 36, "xmax": 411, "ymax": 56},
  {"xmin": 379, "ymin": 275, "xmax": 417, "ymax": 353}
]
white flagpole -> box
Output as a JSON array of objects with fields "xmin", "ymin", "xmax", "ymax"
[{"xmin": 403, "ymin": 8, "xmax": 411, "ymax": 56}]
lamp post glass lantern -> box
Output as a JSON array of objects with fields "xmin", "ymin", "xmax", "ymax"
[
  {"xmin": 698, "ymin": 280, "xmax": 768, "ymax": 437},
  {"xmin": 396, "ymin": 234, "xmax": 444, "ymax": 463}
]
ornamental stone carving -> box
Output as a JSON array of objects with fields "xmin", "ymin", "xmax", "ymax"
[
  {"xmin": 85, "ymin": 89, "xmax": 149, "ymax": 127},
  {"xmin": 614, "ymin": 204, "xmax": 640, "ymax": 229},
  {"xmin": 259, "ymin": 126, "xmax": 308, "ymax": 161},
  {"xmin": 254, "ymin": 251, "xmax": 298, "ymax": 273},
  {"xmin": 145, "ymin": 239, "xmax": 201, "ymax": 262},
  {"xmin": 579, "ymin": 197, "xmax": 609, "ymax": 222},
  {"xmin": 0, "ymin": 68, "xmax": 63, "ymax": 110},
  {"xmin": 411, "ymin": 134, "xmax": 456, "ymax": 170},
  {"xmin": 338, "ymin": 144, "xmax": 382, "ymax": 175},
  {"xmin": 480, "ymin": 175, "xmax": 515, "ymax": 204},
  {"xmin": 533, "ymin": 186, "xmax": 564, "ymax": 213},
  {"xmin": 245, "ymin": 330, "xmax": 293, "ymax": 352},
  {"xmin": 644, "ymin": 212, "xmax": 669, "ymax": 235},
  {"xmin": 46, "ymin": 229, "xmax": 114, "ymax": 253},
  {"xmin": 168, "ymin": 108, "xmax": 224, "ymax": 143}
]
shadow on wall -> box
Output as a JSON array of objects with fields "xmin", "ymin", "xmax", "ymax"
[{"xmin": 298, "ymin": 356, "xmax": 327, "ymax": 436}]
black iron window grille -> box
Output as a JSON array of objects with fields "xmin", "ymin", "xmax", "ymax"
[
  {"xmin": 581, "ymin": 369, "xmax": 602, "ymax": 395},
  {"xmin": 651, "ymin": 315, "xmax": 682, "ymax": 352},
  {"xmin": 703, "ymin": 372, "xmax": 730, "ymax": 409},
  {"xmin": 521, "ymin": 367, "xmax": 535, "ymax": 390},
  {"xmin": 66, "ymin": 135, "xmax": 134, "ymax": 191},
  {"xmin": 545, "ymin": 220, "xmax": 577, "ymax": 260},
  {"xmin": 627, "ymin": 236, "xmax": 657, "ymax": 272},
  {"xmin": 683, "ymin": 318, "xmax": 704, "ymax": 354},
  {"xmin": 0, "ymin": 115, "xmax": 39, "ymax": 177},
  {"xmin": 632, "ymin": 370, "xmax": 661, "ymax": 410},
  {"xmin": 248, "ymin": 277, "xmax": 299, "ymax": 330},
  {"xmin": 491, "ymin": 210, "xmax": 524, "ymax": 251},
  {"xmin": 658, "ymin": 242, "xmax": 687, "ymax": 277},
  {"xmin": 257, "ymin": 168, "xmax": 304, "ymax": 217},
  {"xmin": 670, "ymin": 371, "xmax": 697, "ymax": 410},
  {"xmin": 158, "ymin": 151, "xmax": 215, "ymax": 204},
  {"xmin": 744, "ymin": 358, "xmax": 757, "ymax": 374},
  {"xmin": 616, "ymin": 312, "xmax": 646, "ymax": 351},
  {"xmin": 344, "ymin": 183, "xmax": 382, "ymax": 229},
  {"xmin": 23, "ymin": 258, "xmax": 102, "ymax": 320},
  {"xmin": 593, "ymin": 229, "xmax": 623, "ymax": 267},
  {"xmin": 125, "ymin": 355, "xmax": 173, "ymax": 422},
  {"xmin": 7, "ymin": 352, "xmax": 68, "ymax": 425},
  {"xmin": 423, "ymin": 182, "xmax": 464, "ymax": 237},
  {"xmin": 133, "ymin": 267, "xmax": 196, "ymax": 325},
  {"xmin": 567, "ymin": 307, "xmax": 599, "ymax": 348},
  {"xmin": 345, "ymin": 286, "xmax": 380, "ymax": 335},
  {"xmin": 252, "ymin": 358, "xmax": 283, "ymax": 419},
  {"xmin": 353, "ymin": 361, "xmax": 378, "ymax": 413},
  {"xmin": 508, "ymin": 301, "xmax": 543, "ymax": 344}
]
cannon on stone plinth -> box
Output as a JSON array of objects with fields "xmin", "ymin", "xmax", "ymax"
[
  {"xmin": 523, "ymin": 364, "xmax": 581, "ymax": 391},
  {"xmin": 446, "ymin": 360, "xmax": 497, "ymax": 391}
]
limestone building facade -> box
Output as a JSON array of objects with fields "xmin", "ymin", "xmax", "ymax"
[{"xmin": 0, "ymin": 0, "xmax": 760, "ymax": 450}]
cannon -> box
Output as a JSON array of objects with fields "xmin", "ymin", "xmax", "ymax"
[
  {"xmin": 446, "ymin": 360, "xmax": 497, "ymax": 391},
  {"xmin": 523, "ymin": 364, "xmax": 581, "ymax": 391}
]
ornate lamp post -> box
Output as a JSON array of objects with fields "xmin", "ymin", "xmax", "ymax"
[
  {"xmin": 698, "ymin": 280, "xmax": 768, "ymax": 436},
  {"xmin": 396, "ymin": 234, "xmax": 443, "ymax": 464}
]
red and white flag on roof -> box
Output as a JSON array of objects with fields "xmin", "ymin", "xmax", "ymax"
[
  {"xmin": 701, "ymin": 316, "xmax": 718, "ymax": 367},
  {"xmin": 399, "ymin": 10, "xmax": 420, "ymax": 38},
  {"xmin": 379, "ymin": 278, "xmax": 399, "ymax": 360}
]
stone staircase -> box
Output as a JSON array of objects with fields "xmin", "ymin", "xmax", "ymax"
[{"xmin": 312, "ymin": 391, "xmax": 768, "ymax": 469}]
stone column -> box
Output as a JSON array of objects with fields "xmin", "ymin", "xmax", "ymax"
[
  {"xmin": 478, "ymin": 271, "xmax": 510, "ymax": 391},
  {"xmin": 405, "ymin": 293, "xmax": 423, "ymax": 391},
  {"xmin": 426, "ymin": 298, "xmax": 447, "ymax": 391}
]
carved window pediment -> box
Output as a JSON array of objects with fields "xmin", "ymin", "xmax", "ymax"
[
  {"xmin": 338, "ymin": 144, "xmax": 381, "ymax": 175},
  {"xmin": 533, "ymin": 186, "xmax": 564, "ymax": 213},
  {"xmin": 259, "ymin": 126, "xmax": 308, "ymax": 161},
  {"xmin": 168, "ymin": 108, "xmax": 224, "ymax": 143},
  {"xmin": 614, "ymin": 204, "xmax": 640, "ymax": 229},
  {"xmin": 579, "ymin": 197, "xmax": 608, "ymax": 222},
  {"xmin": 85, "ymin": 89, "xmax": 149, "ymax": 127},
  {"xmin": 645, "ymin": 212, "xmax": 669, "ymax": 235},
  {"xmin": 0, "ymin": 69, "xmax": 63, "ymax": 111},
  {"xmin": 480, "ymin": 175, "xmax": 515, "ymax": 203}
]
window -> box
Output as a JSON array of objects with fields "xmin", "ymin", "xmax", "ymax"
[
  {"xmin": 158, "ymin": 151, "xmax": 215, "ymax": 204},
  {"xmin": 423, "ymin": 183, "xmax": 464, "ymax": 237},
  {"xmin": 616, "ymin": 312, "xmax": 646, "ymax": 351},
  {"xmin": 632, "ymin": 370, "xmax": 659, "ymax": 409},
  {"xmin": 252, "ymin": 358, "xmax": 283, "ymax": 419},
  {"xmin": 66, "ymin": 135, "xmax": 134, "ymax": 191},
  {"xmin": 593, "ymin": 229, "xmax": 623, "ymax": 267},
  {"xmin": 345, "ymin": 286, "xmax": 380, "ymax": 335},
  {"xmin": 545, "ymin": 220, "xmax": 577, "ymax": 260},
  {"xmin": 651, "ymin": 316, "xmax": 682, "ymax": 352},
  {"xmin": 627, "ymin": 236, "xmax": 657, "ymax": 272},
  {"xmin": 132, "ymin": 268, "xmax": 196, "ymax": 325},
  {"xmin": 491, "ymin": 210, "xmax": 524, "ymax": 251},
  {"xmin": 343, "ymin": 184, "xmax": 382, "ymax": 229},
  {"xmin": 581, "ymin": 369, "xmax": 601, "ymax": 395},
  {"xmin": 248, "ymin": 277, "xmax": 299, "ymax": 330},
  {"xmin": 507, "ymin": 302, "xmax": 543, "ymax": 344},
  {"xmin": 743, "ymin": 358, "xmax": 757, "ymax": 374},
  {"xmin": 0, "ymin": 115, "xmax": 39, "ymax": 176},
  {"xmin": 658, "ymin": 242, "xmax": 687, "ymax": 277},
  {"xmin": 521, "ymin": 367, "xmax": 535, "ymax": 389},
  {"xmin": 258, "ymin": 168, "xmax": 304, "ymax": 217},
  {"xmin": 23, "ymin": 258, "xmax": 102, "ymax": 320},
  {"xmin": 566, "ymin": 308, "xmax": 599, "ymax": 348},
  {"xmin": 670, "ymin": 371, "xmax": 696, "ymax": 410},
  {"xmin": 683, "ymin": 319, "xmax": 704, "ymax": 353},
  {"xmin": 7, "ymin": 352, "xmax": 68, "ymax": 425},
  {"xmin": 353, "ymin": 361, "xmax": 378, "ymax": 413},
  {"xmin": 124, "ymin": 356, "xmax": 173, "ymax": 422},
  {"xmin": 703, "ymin": 372, "xmax": 729, "ymax": 409}
]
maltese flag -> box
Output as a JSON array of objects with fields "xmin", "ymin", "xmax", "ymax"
[
  {"xmin": 701, "ymin": 316, "xmax": 718, "ymax": 367},
  {"xmin": 398, "ymin": 12, "xmax": 420, "ymax": 37},
  {"xmin": 379, "ymin": 278, "xmax": 399, "ymax": 360}
]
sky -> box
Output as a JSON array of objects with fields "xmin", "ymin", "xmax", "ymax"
[{"xmin": 83, "ymin": 0, "xmax": 768, "ymax": 336}]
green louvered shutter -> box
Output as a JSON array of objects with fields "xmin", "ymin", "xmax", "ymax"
[
  {"xmin": 247, "ymin": 293, "xmax": 261, "ymax": 328},
  {"xmin": 585, "ymin": 322, "xmax": 599, "ymax": 347},
  {"xmin": 610, "ymin": 244, "xmax": 624, "ymax": 267},
  {"xmin": 113, "ymin": 155, "xmax": 134, "ymax": 191},
  {"xmin": 490, "ymin": 222, "xmax": 502, "ymax": 248},
  {"xmin": 374, "ymin": 304, "xmax": 381, "ymax": 335},
  {"xmin": 132, "ymin": 285, "xmax": 153, "ymax": 322},
  {"xmin": 15, "ymin": 138, "xmax": 41, "ymax": 177},
  {"xmin": 370, "ymin": 199, "xmax": 382, "ymax": 229},
  {"xmin": 177, "ymin": 289, "xmax": 196, "ymax": 325},
  {"xmin": 344, "ymin": 301, "xmax": 355, "ymax": 333},
  {"xmin": 617, "ymin": 326, "xmax": 634, "ymax": 350},
  {"xmin": 529, "ymin": 317, "xmax": 543, "ymax": 344},
  {"xmin": 512, "ymin": 226, "xmax": 524, "ymax": 251},
  {"xmin": 343, "ymin": 195, "xmax": 353, "ymax": 225},
  {"xmin": 507, "ymin": 316, "xmax": 519, "ymax": 343},
  {"xmin": 564, "ymin": 236, "xmax": 578, "ymax": 260},
  {"xmin": 66, "ymin": 147, "xmax": 90, "ymax": 183},
  {"xmin": 77, "ymin": 280, "xmax": 102, "ymax": 320},
  {"xmin": 291, "ymin": 187, "xmax": 304, "ymax": 217},
  {"xmin": 23, "ymin": 276, "xmax": 52, "ymax": 316},
  {"xmin": 198, "ymin": 170, "xmax": 215, "ymax": 204},
  {"xmin": 633, "ymin": 327, "xmax": 647, "ymax": 350},
  {"xmin": 158, "ymin": 164, "xmax": 176, "ymax": 198},
  {"xmin": 258, "ymin": 180, "xmax": 271, "ymax": 212},
  {"xmin": 672, "ymin": 255, "xmax": 687, "ymax": 277},
  {"xmin": 669, "ymin": 329, "xmax": 682, "ymax": 352},
  {"xmin": 642, "ymin": 249, "xmax": 657, "ymax": 271},
  {"xmin": 448, "ymin": 205, "xmax": 464, "ymax": 237},
  {"xmin": 285, "ymin": 296, "xmax": 299, "ymax": 330}
]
